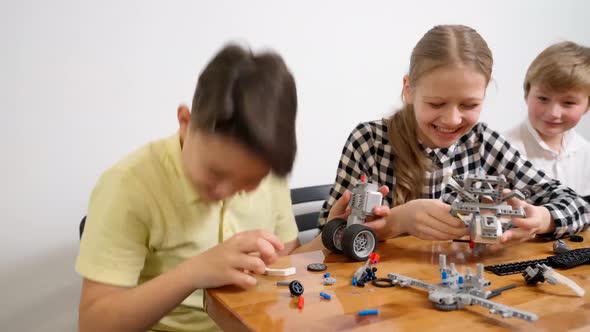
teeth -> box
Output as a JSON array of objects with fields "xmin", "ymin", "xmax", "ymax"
[{"xmin": 435, "ymin": 126, "xmax": 458, "ymax": 133}]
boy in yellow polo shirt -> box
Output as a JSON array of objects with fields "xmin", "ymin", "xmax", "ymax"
[{"xmin": 76, "ymin": 44, "xmax": 300, "ymax": 332}]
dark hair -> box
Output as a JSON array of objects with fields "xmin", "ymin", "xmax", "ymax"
[{"xmin": 190, "ymin": 43, "xmax": 297, "ymax": 176}]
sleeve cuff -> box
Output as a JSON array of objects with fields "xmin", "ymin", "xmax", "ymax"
[
  {"xmin": 536, "ymin": 204, "xmax": 567, "ymax": 240},
  {"xmin": 75, "ymin": 259, "xmax": 140, "ymax": 287}
]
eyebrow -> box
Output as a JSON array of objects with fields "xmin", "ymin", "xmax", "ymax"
[
  {"xmin": 422, "ymin": 96, "xmax": 483, "ymax": 102},
  {"xmin": 562, "ymin": 95, "xmax": 584, "ymax": 100},
  {"xmin": 533, "ymin": 90, "xmax": 584, "ymax": 99}
]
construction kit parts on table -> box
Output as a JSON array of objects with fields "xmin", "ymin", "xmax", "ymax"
[
  {"xmin": 485, "ymin": 247, "xmax": 590, "ymax": 275},
  {"xmin": 264, "ymin": 267, "xmax": 296, "ymax": 276},
  {"xmin": 307, "ymin": 263, "xmax": 328, "ymax": 272},
  {"xmin": 288, "ymin": 280, "xmax": 304, "ymax": 297},
  {"xmin": 323, "ymin": 277, "xmax": 336, "ymax": 285},
  {"xmin": 372, "ymin": 278, "xmax": 396, "ymax": 288}
]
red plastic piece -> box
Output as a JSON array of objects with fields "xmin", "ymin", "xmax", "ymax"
[
  {"xmin": 298, "ymin": 296, "xmax": 304, "ymax": 309},
  {"xmin": 360, "ymin": 175, "xmax": 366, "ymax": 182},
  {"xmin": 469, "ymin": 240, "xmax": 475, "ymax": 249},
  {"xmin": 369, "ymin": 252, "xmax": 380, "ymax": 264}
]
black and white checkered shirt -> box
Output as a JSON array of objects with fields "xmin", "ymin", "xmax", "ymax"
[{"xmin": 319, "ymin": 120, "xmax": 590, "ymax": 239}]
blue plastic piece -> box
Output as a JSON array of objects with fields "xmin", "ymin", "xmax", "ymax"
[
  {"xmin": 324, "ymin": 273, "xmax": 330, "ymax": 278},
  {"xmin": 352, "ymin": 277, "xmax": 357, "ymax": 286},
  {"xmin": 358, "ymin": 309, "xmax": 378, "ymax": 316},
  {"xmin": 319, "ymin": 292, "xmax": 331, "ymax": 300}
]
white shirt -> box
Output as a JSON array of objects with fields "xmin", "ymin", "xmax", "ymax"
[{"xmin": 504, "ymin": 118, "xmax": 590, "ymax": 196}]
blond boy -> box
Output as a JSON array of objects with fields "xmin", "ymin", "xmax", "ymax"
[{"xmin": 505, "ymin": 41, "xmax": 590, "ymax": 196}]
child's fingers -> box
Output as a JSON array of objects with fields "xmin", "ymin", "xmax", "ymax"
[
  {"xmin": 378, "ymin": 185, "xmax": 389, "ymax": 196},
  {"xmin": 500, "ymin": 227, "xmax": 535, "ymax": 243},
  {"xmin": 229, "ymin": 269, "xmax": 258, "ymax": 289},
  {"xmin": 254, "ymin": 237, "xmax": 280, "ymax": 264},
  {"xmin": 430, "ymin": 223, "xmax": 469, "ymax": 239},
  {"xmin": 510, "ymin": 217, "xmax": 538, "ymax": 230},
  {"xmin": 430, "ymin": 203, "xmax": 466, "ymax": 228},
  {"xmin": 332, "ymin": 191, "xmax": 351, "ymax": 212},
  {"xmin": 507, "ymin": 196, "xmax": 526, "ymax": 210},
  {"xmin": 235, "ymin": 230, "xmax": 284, "ymax": 253},
  {"xmin": 486, "ymin": 243, "xmax": 504, "ymax": 252},
  {"xmin": 363, "ymin": 218, "xmax": 391, "ymax": 240},
  {"xmin": 372, "ymin": 206, "xmax": 390, "ymax": 217},
  {"xmin": 364, "ymin": 218, "xmax": 387, "ymax": 231},
  {"xmin": 414, "ymin": 223, "xmax": 460, "ymax": 240},
  {"xmin": 504, "ymin": 189, "xmax": 528, "ymax": 211},
  {"xmin": 235, "ymin": 254, "xmax": 267, "ymax": 275}
]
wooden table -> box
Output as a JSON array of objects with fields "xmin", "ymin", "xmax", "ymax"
[{"xmin": 205, "ymin": 235, "xmax": 590, "ymax": 331}]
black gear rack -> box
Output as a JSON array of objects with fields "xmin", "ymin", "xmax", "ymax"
[{"xmin": 485, "ymin": 247, "xmax": 590, "ymax": 275}]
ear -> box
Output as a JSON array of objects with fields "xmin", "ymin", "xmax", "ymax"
[
  {"xmin": 177, "ymin": 104, "xmax": 191, "ymax": 144},
  {"xmin": 402, "ymin": 75, "xmax": 413, "ymax": 105}
]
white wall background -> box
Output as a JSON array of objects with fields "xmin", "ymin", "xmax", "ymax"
[{"xmin": 2, "ymin": 0, "xmax": 589, "ymax": 330}]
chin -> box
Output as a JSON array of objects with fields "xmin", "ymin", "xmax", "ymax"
[
  {"xmin": 539, "ymin": 128, "xmax": 563, "ymax": 138},
  {"xmin": 429, "ymin": 133, "xmax": 463, "ymax": 148},
  {"xmin": 435, "ymin": 141, "xmax": 456, "ymax": 148},
  {"xmin": 425, "ymin": 124, "xmax": 469, "ymax": 148},
  {"xmin": 199, "ymin": 190, "xmax": 221, "ymax": 202}
]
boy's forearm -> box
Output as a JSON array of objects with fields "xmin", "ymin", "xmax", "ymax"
[{"xmin": 79, "ymin": 260, "xmax": 197, "ymax": 332}]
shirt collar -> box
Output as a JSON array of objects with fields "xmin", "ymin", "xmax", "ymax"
[
  {"xmin": 524, "ymin": 118, "xmax": 582, "ymax": 156},
  {"xmin": 420, "ymin": 141, "xmax": 458, "ymax": 165},
  {"xmin": 166, "ymin": 132, "xmax": 201, "ymax": 203}
]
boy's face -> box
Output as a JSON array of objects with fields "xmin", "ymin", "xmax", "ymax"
[
  {"xmin": 404, "ymin": 65, "xmax": 487, "ymax": 148},
  {"xmin": 177, "ymin": 106, "xmax": 271, "ymax": 202},
  {"xmin": 526, "ymin": 85, "xmax": 590, "ymax": 141}
]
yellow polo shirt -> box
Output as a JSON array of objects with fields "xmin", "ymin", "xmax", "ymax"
[{"xmin": 75, "ymin": 133, "xmax": 298, "ymax": 332}]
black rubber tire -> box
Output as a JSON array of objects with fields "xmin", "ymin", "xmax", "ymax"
[
  {"xmin": 321, "ymin": 219, "xmax": 347, "ymax": 254},
  {"xmin": 289, "ymin": 280, "xmax": 304, "ymax": 296},
  {"xmin": 342, "ymin": 224, "xmax": 377, "ymax": 261}
]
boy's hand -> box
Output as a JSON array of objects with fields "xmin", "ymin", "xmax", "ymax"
[{"xmin": 190, "ymin": 230, "xmax": 284, "ymax": 289}]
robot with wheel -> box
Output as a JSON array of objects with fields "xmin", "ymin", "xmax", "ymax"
[{"xmin": 321, "ymin": 175, "xmax": 383, "ymax": 261}]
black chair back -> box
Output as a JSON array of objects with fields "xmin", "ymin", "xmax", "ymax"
[
  {"xmin": 79, "ymin": 216, "xmax": 86, "ymax": 239},
  {"xmin": 290, "ymin": 185, "xmax": 331, "ymax": 232},
  {"xmin": 79, "ymin": 184, "xmax": 335, "ymax": 239}
]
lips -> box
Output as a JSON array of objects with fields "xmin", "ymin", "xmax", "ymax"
[
  {"xmin": 544, "ymin": 121, "xmax": 562, "ymax": 126},
  {"xmin": 433, "ymin": 125, "xmax": 461, "ymax": 134}
]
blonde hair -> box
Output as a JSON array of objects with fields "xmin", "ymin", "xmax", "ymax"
[
  {"xmin": 387, "ymin": 25, "xmax": 493, "ymax": 206},
  {"xmin": 524, "ymin": 41, "xmax": 590, "ymax": 102}
]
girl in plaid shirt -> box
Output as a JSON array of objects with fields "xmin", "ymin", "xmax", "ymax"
[{"xmin": 319, "ymin": 25, "xmax": 589, "ymax": 248}]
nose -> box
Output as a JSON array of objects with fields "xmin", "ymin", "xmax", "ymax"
[
  {"xmin": 440, "ymin": 106, "xmax": 462, "ymax": 127},
  {"xmin": 547, "ymin": 104, "xmax": 562, "ymax": 119}
]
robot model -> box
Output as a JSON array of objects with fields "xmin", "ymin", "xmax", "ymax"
[
  {"xmin": 386, "ymin": 254, "xmax": 538, "ymax": 322},
  {"xmin": 446, "ymin": 169, "xmax": 527, "ymax": 254},
  {"xmin": 322, "ymin": 175, "xmax": 383, "ymax": 261}
]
